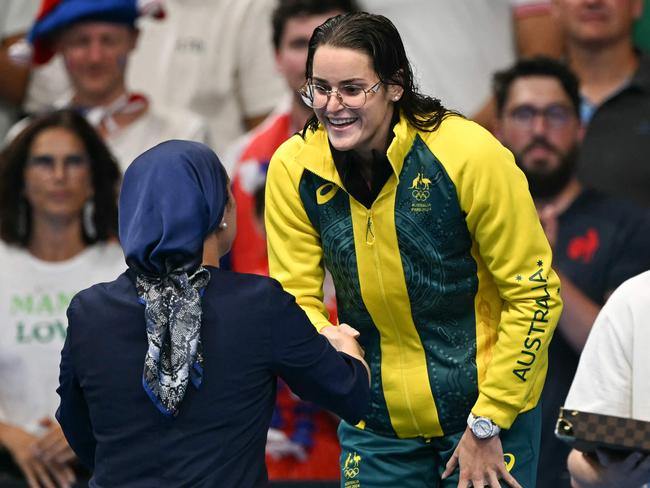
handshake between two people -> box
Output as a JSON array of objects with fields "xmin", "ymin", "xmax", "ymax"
[{"xmin": 320, "ymin": 323, "xmax": 371, "ymax": 384}]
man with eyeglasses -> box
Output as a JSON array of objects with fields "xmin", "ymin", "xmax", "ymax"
[{"xmin": 493, "ymin": 56, "xmax": 650, "ymax": 488}]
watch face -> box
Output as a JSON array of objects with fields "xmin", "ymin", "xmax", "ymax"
[{"xmin": 473, "ymin": 418, "xmax": 493, "ymax": 438}]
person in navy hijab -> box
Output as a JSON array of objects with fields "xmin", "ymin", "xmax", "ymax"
[{"xmin": 56, "ymin": 140, "xmax": 370, "ymax": 487}]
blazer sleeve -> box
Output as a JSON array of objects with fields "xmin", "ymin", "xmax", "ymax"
[
  {"xmin": 56, "ymin": 296, "xmax": 96, "ymax": 470},
  {"xmin": 268, "ymin": 283, "xmax": 370, "ymax": 424}
]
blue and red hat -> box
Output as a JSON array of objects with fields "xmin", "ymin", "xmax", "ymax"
[{"xmin": 10, "ymin": 0, "xmax": 164, "ymax": 65}]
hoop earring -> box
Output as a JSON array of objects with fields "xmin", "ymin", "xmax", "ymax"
[{"xmin": 83, "ymin": 199, "xmax": 97, "ymax": 240}]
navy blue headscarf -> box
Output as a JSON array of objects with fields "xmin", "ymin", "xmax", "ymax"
[
  {"xmin": 119, "ymin": 140, "xmax": 228, "ymax": 416},
  {"xmin": 120, "ymin": 139, "xmax": 227, "ymax": 276}
]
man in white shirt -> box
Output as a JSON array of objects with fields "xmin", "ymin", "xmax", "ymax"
[
  {"xmin": 564, "ymin": 271, "xmax": 650, "ymax": 488},
  {"xmin": 11, "ymin": 0, "xmax": 209, "ymax": 171},
  {"xmin": 24, "ymin": 0, "xmax": 286, "ymax": 158},
  {"xmin": 126, "ymin": 0, "xmax": 287, "ymax": 155}
]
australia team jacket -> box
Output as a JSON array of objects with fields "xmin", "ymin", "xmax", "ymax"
[{"xmin": 265, "ymin": 113, "xmax": 562, "ymax": 439}]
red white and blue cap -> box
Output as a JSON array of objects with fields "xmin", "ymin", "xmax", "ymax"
[{"xmin": 9, "ymin": 0, "xmax": 164, "ymax": 65}]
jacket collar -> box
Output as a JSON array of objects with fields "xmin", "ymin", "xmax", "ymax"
[{"xmin": 293, "ymin": 112, "xmax": 418, "ymax": 186}]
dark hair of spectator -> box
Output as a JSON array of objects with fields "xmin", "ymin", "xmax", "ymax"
[
  {"xmin": 302, "ymin": 12, "xmax": 452, "ymax": 135},
  {"xmin": 0, "ymin": 109, "xmax": 120, "ymax": 247},
  {"xmin": 493, "ymin": 56, "xmax": 581, "ymax": 117},
  {"xmin": 272, "ymin": 0, "xmax": 359, "ymax": 50}
]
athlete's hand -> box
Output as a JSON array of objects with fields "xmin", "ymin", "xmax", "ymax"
[
  {"xmin": 441, "ymin": 427, "xmax": 522, "ymax": 488},
  {"xmin": 321, "ymin": 324, "xmax": 370, "ymax": 383},
  {"xmin": 320, "ymin": 324, "xmax": 361, "ymax": 352}
]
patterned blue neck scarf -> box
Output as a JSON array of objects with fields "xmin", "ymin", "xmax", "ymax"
[
  {"xmin": 137, "ymin": 269, "xmax": 209, "ymax": 416},
  {"xmin": 119, "ymin": 140, "xmax": 228, "ymax": 416}
]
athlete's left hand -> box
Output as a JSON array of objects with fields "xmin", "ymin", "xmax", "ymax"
[{"xmin": 441, "ymin": 427, "xmax": 522, "ymax": 488}]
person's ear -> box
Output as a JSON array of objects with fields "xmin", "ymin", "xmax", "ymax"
[
  {"xmin": 388, "ymin": 70, "xmax": 405, "ymax": 102},
  {"xmin": 388, "ymin": 84, "xmax": 404, "ymax": 102}
]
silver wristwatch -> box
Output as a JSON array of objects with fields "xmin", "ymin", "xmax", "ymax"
[{"xmin": 467, "ymin": 413, "xmax": 501, "ymax": 439}]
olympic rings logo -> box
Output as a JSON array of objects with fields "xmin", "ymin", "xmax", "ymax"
[
  {"xmin": 412, "ymin": 189, "xmax": 430, "ymax": 201},
  {"xmin": 344, "ymin": 467, "xmax": 360, "ymax": 479},
  {"xmin": 343, "ymin": 451, "xmax": 362, "ymax": 479}
]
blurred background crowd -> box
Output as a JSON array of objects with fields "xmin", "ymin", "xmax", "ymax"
[{"xmin": 0, "ymin": 0, "xmax": 649, "ymax": 487}]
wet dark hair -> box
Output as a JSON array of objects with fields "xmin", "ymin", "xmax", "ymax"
[
  {"xmin": 0, "ymin": 109, "xmax": 120, "ymax": 247},
  {"xmin": 272, "ymin": 0, "xmax": 359, "ymax": 50},
  {"xmin": 493, "ymin": 56, "xmax": 581, "ymax": 117},
  {"xmin": 303, "ymin": 12, "xmax": 454, "ymax": 135}
]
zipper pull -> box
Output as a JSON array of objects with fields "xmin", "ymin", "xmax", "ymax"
[{"xmin": 366, "ymin": 212, "xmax": 375, "ymax": 245}]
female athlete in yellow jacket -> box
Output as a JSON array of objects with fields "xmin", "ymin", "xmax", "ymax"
[{"xmin": 265, "ymin": 12, "xmax": 562, "ymax": 488}]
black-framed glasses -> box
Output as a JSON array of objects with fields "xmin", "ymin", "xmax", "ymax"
[
  {"xmin": 506, "ymin": 104, "xmax": 575, "ymax": 130},
  {"xmin": 299, "ymin": 80, "xmax": 382, "ymax": 109}
]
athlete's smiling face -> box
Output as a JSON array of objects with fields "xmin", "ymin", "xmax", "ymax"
[{"xmin": 311, "ymin": 45, "xmax": 402, "ymax": 159}]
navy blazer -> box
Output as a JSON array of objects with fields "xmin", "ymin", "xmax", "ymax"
[{"xmin": 57, "ymin": 267, "xmax": 370, "ymax": 487}]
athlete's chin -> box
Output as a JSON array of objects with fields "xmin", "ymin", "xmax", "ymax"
[{"xmin": 327, "ymin": 133, "xmax": 362, "ymax": 153}]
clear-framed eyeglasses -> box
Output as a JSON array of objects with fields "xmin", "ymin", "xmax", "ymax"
[
  {"xmin": 298, "ymin": 80, "xmax": 382, "ymax": 109},
  {"xmin": 506, "ymin": 104, "xmax": 575, "ymax": 130}
]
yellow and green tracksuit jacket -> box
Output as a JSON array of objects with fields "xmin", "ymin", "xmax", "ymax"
[{"xmin": 265, "ymin": 113, "xmax": 562, "ymax": 439}]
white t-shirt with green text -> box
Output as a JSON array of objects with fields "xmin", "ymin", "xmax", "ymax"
[{"xmin": 0, "ymin": 242, "xmax": 125, "ymax": 433}]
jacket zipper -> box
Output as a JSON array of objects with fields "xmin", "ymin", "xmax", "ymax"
[
  {"xmin": 365, "ymin": 211, "xmax": 375, "ymax": 245},
  {"xmin": 365, "ymin": 207, "xmax": 423, "ymax": 436}
]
